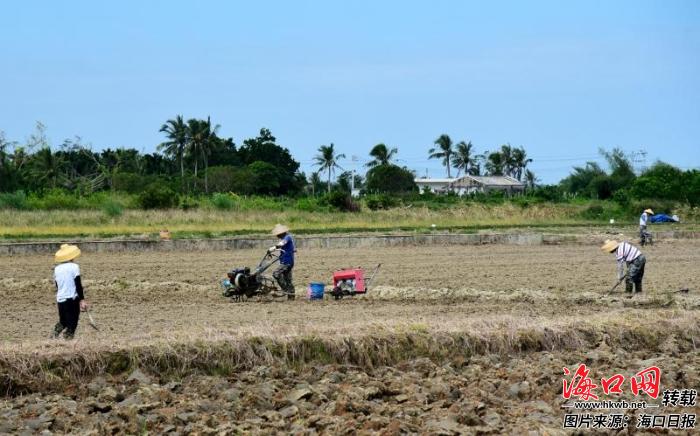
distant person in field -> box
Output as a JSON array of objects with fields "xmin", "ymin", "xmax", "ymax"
[
  {"xmin": 639, "ymin": 208, "xmax": 653, "ymax": 245},
  {"xmin": 52, "ymin": 244, "xmax": 89, "ymax": 339},
  {"xmin": 269, "ymin": 224, "xmax": 296, "ymax": 300},
  {"xmin": 601, "ymin": 240, "xmax": 646, "ymax": 295}
]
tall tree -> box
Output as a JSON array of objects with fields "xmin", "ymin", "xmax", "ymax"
[
  {"xmin": 452, "ymin": 141, "xmax": 475, "ymax": 177},
  {"xmin": 511, "ymin": 146, "xmax": 532, "ymax": 181},
  {"xmin": 366, "ymin": 143, "xmax": 397, "ymax": 168},
  {"xmin": 313, "ymin": 143, "xmax": 345, "ymax": 193},
  {"xmin": 187, "ymin": 117, "xmax": 220, "ymax": 193},
  {"xmin": 159, "ymin": 115, "xmax": 188, "ymax": 190},
  {"xmin": 29, "ymin": 147, "xmax": 66, "ymax": 190},
  {"xmin": 524, "ymin": 169, "xmax": 538, "ymax": 189},
  {"xmin": 485, "ymin": 151, "xmax": 505, "ymax": 176},
  {"xmin": 428, "ymin": 134, "xmax": 454, "ymax": 178},
  {"xmin": 499, "ymin": 144, "xmax": 515, "ymax": 177}
]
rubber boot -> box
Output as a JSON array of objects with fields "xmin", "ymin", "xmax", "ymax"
[
  {"xmin": 51, "ymin": 322, "xmax": 65, "ymax": 339},
  {"xmin": 287, "ymin": 290, "xmax": 296, "ymax": 301},
  {"xmin": 63, "ymin": 328, "xmax": 76, "ymax": 340},
  {"xmin": 625, "ymin": 281, "xmax": 634, "ymax": 294},
  {"xmin": 635, "ymin": 282, "xmax": 643, "ymax": 294}
]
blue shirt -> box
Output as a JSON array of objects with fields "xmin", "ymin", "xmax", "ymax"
[{"xmin": 279, "ymin": 234, "xmax": 295, "ymax": 266}]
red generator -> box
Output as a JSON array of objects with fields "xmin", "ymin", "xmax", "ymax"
[{"xmin": 330, "ymin": 264, "xmax": 381, "ymax": 299}]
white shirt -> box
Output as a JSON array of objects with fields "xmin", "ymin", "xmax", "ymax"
[
  {"xmin": 639, "ymin": 212, "xmax": 649, "ymax": 226},
  {"xmin": 54, "ymin": 262, "xmax": 80, "ymax": 302},
  {"xmin": 615, "ymin": 242, "xmax": 641, "ymax": 279}
]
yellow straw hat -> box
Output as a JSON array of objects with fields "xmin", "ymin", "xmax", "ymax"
[
  {"xmin": 271, "ymin": 224, "xmax": 289, "ymax": 236},
  {"xmin": 600, "ymin": 239, "xmax": 620, "ymax": 253},
  {"xmin": 55, "ymin": 244, "xmax": 81, "ymax": 263},
  {"xmin": 644, "ymin": 209, "xmax": 654, "ymax": 214}
]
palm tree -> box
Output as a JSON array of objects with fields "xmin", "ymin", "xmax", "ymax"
[
  {"xmin": 187, "ymin": 117, "xmax": 220, "ymax": 193},
  {"xmin": 452, "ymin": 141, "xmax": 475, "ymax": 177},
  {"xmin": 485, "ymin": 151, "xmax": 505, "ymax": 176},
  {"xmin": 524, "ymin": 169, "xmax": 538, "ymax": 190},
  {"xmin": 499, "ymin": 144, "xmax": 515, "ymax": 178},
  {"xmin": 428, "ymin": 134, "xmax": 454, "ymax": 178},
  {"xmin": 313, "ymin": 143, "xmax": 345, "ymax": 193},
  {"xmin": 366, "ymin": 143, "xmax": 397, "ymax": 168},
  {"xmin": 511, "ymin": 147, "xmax": 532, "ymax": 181},
  {"xmin": 309, "ymin": 172, "xmax": 322, "ymax": 197},
  {"xmin": 29, "ymin": 147, "xmax": 65, "ymax": 189},
  {"xmin": 159, "ymin": 115, "xmax": 188, "ymax": 190}
]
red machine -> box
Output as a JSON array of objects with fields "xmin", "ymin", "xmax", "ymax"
[{"xmin": 329, "ymin": 264, "xmax": 381, "ymax": 299}]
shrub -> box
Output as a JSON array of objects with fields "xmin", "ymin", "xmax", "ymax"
[
  {"xmin": 321, "ymin": 191, "xmax": 360, "ymax": 212},
  {"xmin": 365, "ymin": 194, "xmax": 399, "ymax": 211},
  {"xmin": 101, "ymin": 199, "xmax": 124, "ymax": 218},
  {"xmin": 211, "ymin": 193, "xmax": 235, "ymax": 210},
  {"xmin": 138, "ymin": 183, "xmax": 178, "ymax": 209},
  {"xmin": 0, "ymin": 191, "xmax": 28, "ymax": 209},
  {"xmin": 581, "ymin": 204, "xmax": 605, "ymax": 219},
  {"xmin": 33, "ymin": 189, "xmax": 81, "ymax": 210},
  {"xmin": 179, "ymin": 196, "xmax": 199, "ymax": 210},
  {"xmin": 365, "ymin": 164, "xmax": 417, "ymax": 193}
]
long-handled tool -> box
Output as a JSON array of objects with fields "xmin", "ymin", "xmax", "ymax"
[
  {"xmin": 85, "ymin": 307, "xmax": 100, "ymax": 331},
  {"xmin": 607, "ymin": 274, "xmax": 627, "ymax": 294},
  {"xmin": 365, "ymin": 263, "xmax": 382, "ymax": 291}
]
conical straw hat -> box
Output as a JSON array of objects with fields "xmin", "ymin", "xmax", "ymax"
[
  {"xmin": 600, "ymin": 239, "xmax": 620, "ymax": 253},
  {"xmin": 55, "ymin": 244, "xmax": 81, "ymax": 263},
  {"xmin": 644, "ymin": 209, "xmax": 654, "ymax": 214},
  {"xmin": 271, "ymin": 224, "xmax": 289, "ymax": 236}
]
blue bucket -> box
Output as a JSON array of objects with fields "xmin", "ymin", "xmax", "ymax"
[{"xmin": 308, "ymin": 282, "xmax": 325, "ymax": 300}]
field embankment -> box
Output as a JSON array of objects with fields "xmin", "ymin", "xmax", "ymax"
[{"xmin": 2, "ymin": 202, "xmax": 697, "ymax": 240}]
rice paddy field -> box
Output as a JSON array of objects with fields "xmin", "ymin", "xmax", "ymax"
[{"xmin": 1, "ymin": 239, "xmax": 699, "ymax": 434}]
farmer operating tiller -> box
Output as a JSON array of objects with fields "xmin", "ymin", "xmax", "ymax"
[{"xmin": 269, "ymin": 224, "xmax": 296, "ymax": 300}]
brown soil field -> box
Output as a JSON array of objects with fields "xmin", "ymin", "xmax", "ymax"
[{"xmin": 1, "ymin": 241, "xmax": 699, "ymax": 434}]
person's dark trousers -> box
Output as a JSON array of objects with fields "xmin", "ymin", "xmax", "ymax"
[
  {"xmin": 53, "ymin": 298, "xmax": 81, "ymax": 339},
  {"xmin": 625, "ymin": 255, "xmax": 646, "ymax": 294},
  {"xmin": 273, "ymin": 264, "xmax": 295, "ymax": 300}
]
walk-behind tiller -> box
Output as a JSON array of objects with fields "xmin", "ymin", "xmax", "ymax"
[
  {"xmin": 328, "ymin": 263, "xmax": 382, "ymax": 300},
  {"xmin": 221, "ymin": 248, "xmax": 288, "ymax": 301}
]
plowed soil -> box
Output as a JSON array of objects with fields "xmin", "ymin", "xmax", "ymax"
[{"xmin": 1, "ymin": 240, "xmax": 699, "ymax": 434}]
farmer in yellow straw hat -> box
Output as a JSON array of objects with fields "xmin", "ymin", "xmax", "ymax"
[
  {"xmin": 639, "ymin": 208, "xmax": 654, "ymax": 246},
  {"xmin": 268, "ymin": 224, "xmax": 296, "ymax": 300},
  {"xmin": 52, "ymin": 244, "xmax": 89, "ymax": 339},
  {"xmin": 601, "ymin": 239, "xmax": 646, "ymax": 295}
]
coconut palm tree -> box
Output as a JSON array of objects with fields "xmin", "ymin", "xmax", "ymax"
[
  {"xmin": 511, "ymin": 147, "xmax": 533, "ymax": 181},
  {"xmin": 187, "ymin": 117, "xmax": 220, "ymax": 193},
  {"xmin": 159, "ymin": 115, "xmax": 188, "ymax": 190},
  {"xmin": 313, "ymin": 143, "xmax": 345, "ymax": 193},
  {"xmin": 29, "ymin": 147, "xmax": 66, "ymax": 189},
  {"xmin": 524, "ymin": 169, "xmax": 538, "ymax": 190},
  {"xmin": 485, "ymin": 151, "xmax": 505, "ymax": 176},
  {"xmin": 428, "ymin": 134, "xmax": 454, "ymax": 178},
  {"xmin": 366, "ymin": 143, "xmax": 398, "ymax": 167},
  {"xmin": 452, "ymin": 141, "xmax": 475, "ymax": 177}
]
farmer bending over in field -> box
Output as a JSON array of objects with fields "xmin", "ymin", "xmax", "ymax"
[
  {"xmin": 270, "ymin": 224, "xmax": 296, "ymax": 300},
  {"xmin": 52, "ymin": 244, "xmax": 89, "ymax": 339},
  {"xmin": 601, "ymin": 239, "xmax": 646, "ymax": 295}
]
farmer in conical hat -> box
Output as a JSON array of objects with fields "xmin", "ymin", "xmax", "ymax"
[
  {"xmin": 269, "ymin": 224, "xmax": 296, "ymax": 300},
  {"xmin": 601, "ymin": 239, "xmax": 646, "ymax": 295},
  {"xmin": 639, "ymin": 208, "xmax": 653, "ymax": 245},
  {"xmin": 52, "ymin": 244, "xmax": 89, "ymax": 339}
]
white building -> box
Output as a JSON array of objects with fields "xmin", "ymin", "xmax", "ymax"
[{"xmin": 415, "ymin": 175, "xmax": 525, "ymax": 195}]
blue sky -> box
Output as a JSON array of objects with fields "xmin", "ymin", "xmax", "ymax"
[{"xmin": 1, "ymin": 0, "xmax": 698, "ymax": 183}]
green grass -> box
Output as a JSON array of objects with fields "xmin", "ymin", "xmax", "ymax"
[{"xmin": 0, "ymin": 203, "xmax": 697, "ymax": 240}]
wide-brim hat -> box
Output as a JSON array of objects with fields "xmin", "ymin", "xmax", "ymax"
[
  {"xmin": 271, "ymin": 224, "xmax": 289, "ymax": 236},
  {"xmin": 600, "ymin": 239, "xmax": 620, "ymax": 253},
  {"xmin": 55, "ymin": 244, "xmax": 81, "ymax": 263},
  {"xmin": 644, "ymin": 209, "xmax": 654, "ymax": 214}
]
